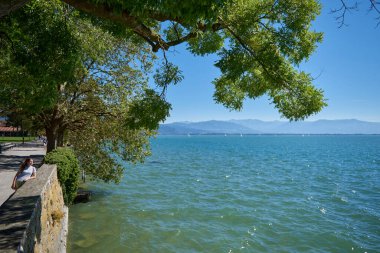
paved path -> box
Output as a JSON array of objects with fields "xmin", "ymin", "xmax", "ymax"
[{"xmin": 0, "ymin": 142, "xmax": 46, "ymax": 207}]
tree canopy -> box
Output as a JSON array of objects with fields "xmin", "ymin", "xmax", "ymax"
[
  {"xmin": 0, "ymin": 0, "xmax": 332, "ymax": 182},
  {"xmin": 69, "ymin": 0, "xmax": 325, "ymax": 120},
  {"xmin": 0, "ymin": 0, "xmax": 171, "ymax": 182}
]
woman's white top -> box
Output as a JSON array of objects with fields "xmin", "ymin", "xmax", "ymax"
[{"xmin": 16, "ymin": 166, "xmax": 36, "ymax": 182}]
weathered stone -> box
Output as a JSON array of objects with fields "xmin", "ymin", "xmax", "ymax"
[{"xmin": 0, "ymin": 164, "xmax": 67, "ymax": 252}]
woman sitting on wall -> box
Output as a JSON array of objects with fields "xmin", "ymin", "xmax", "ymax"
[{"xmin": 11, "ymin": 158, "xmax": 36, "ymax": 190}]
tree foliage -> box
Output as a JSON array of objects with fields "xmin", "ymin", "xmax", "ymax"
[
  {"xmin": 0, "ymin": 0, "xmax": 335, "ymax": 182},
  {"xmin": 0, "ymin": 0, "xmax": 169, "ymax": 182},
  {"xmin": 59, "ymin": 0, "xmax": 327, "ymax": 120}
]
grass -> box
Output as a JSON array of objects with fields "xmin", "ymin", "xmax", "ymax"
[{"xmin": 0, "ymin": 136, "xmax": 36, "ymax": 143}]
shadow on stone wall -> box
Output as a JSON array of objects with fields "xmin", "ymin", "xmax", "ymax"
[
  {"xmin": 0, "ymin": 164, "xmax": 66, "ymax": 252},
  {"xmin": 0, "ymin": 195, "xmax": 41, "ymax": 250}
]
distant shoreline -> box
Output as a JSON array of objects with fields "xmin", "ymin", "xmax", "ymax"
[
  {"xmin": 159, "ymin": 119, "xmax": 380, "ymax": 135},
  {"xmin": 158, "ymin": 133, "xmax": 380, "ymax": 136}
]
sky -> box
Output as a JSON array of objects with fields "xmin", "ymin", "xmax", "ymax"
[{"xmin": 155, "ymin": 1, "xmax": 380, "ymax": 123}]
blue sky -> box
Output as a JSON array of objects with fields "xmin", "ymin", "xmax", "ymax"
[{"xmin": 156, "ymin": 1, "xmax": 380, "ymax": 123}]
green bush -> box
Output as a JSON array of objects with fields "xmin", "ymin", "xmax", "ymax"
[{"xmin": 44, "ymin": 147, "xmax": 80, "ymax": 205}]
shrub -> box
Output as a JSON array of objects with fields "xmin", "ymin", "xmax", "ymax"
[{"xmin": 44, "ymin": 147, "xmax": 80, "ymax": 205}]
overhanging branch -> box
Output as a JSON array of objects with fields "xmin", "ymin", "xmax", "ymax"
[
  {"xmin": 0, "ymin": 0, "xmax": 29, "ymax": 18},
  {"xmin": 62, "ymin": 0, "xmax": 222, "ymax": 52}
]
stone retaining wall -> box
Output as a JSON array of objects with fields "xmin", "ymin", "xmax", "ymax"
[{"xmin": 0, "ymin": 164, "xmax": 67, "ymax": 252}]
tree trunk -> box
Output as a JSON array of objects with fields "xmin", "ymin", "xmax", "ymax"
[
  {"xmin": 45, "ymin": 126, "xmax": 58, "ymax": 153},
  {"xmin": 57, "ymin": 128, "xmax": 65, "ymax": 147}
]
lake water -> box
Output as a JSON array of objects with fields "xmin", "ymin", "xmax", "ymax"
[{"xmin": 68, "ymin": 135, "xmax": 380, "ymax": 253}]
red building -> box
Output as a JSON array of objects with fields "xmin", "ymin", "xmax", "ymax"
[{"xmin": 0, "ymin": 120, "xmax": 21, "ymax": 136}]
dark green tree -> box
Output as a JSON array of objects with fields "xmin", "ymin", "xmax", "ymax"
[
  {"xmin": 0, "ymin": 0, "xmax": 171, "ymax": 182},
  {"xmin": 0, "ymin": 0, "xmax": 337, "ymax": 182},
  {"xmin": 2, "ymin": 0, "xmax": 328, "ymax": 122}
]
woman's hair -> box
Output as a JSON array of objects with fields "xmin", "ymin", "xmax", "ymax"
[{"xmin": 20, "ymin": 158, "xmax": 32, "ymax": 171}]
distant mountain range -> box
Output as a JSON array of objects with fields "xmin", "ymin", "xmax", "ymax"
[{"xmin": 158, "ymin": 119, "xmax": 380, "ymax": 135}]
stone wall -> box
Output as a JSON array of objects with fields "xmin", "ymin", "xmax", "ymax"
[{"xmin": 0, "ymin": 164, "xmax": 68, "ymax": 252}]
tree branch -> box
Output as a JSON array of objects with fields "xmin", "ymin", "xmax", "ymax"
[
  {"xmin": 219, "ymin": 19, "xmax": 278, "ymax": 85},
  {"xmin": 0, "ymin": 30, "xmax": 15, "ymax": 52},
  {"xmin": 0, "ymin": 0, "xmax": 29, "ymax": 18},
  {"xmin": 369, "ymin": 0, "xmax": 380, "ymax": 14},
  {"xmin": 62, "ymin": 0, "xmax": 169, "ymax": 51},
  {"xmin": 369, "ymin": 0, "xmax": 380, "ymax": 26},
  {"xmin": 62, "ymin": 0, "xmax": 222, "ymax": 52},
  {"xmin": 330, "ymin": 0, "xmax": 380, "ymax": 27}
]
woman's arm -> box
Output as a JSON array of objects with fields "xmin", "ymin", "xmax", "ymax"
[
  {"xmin": 14, "ymin": 169, "xmax": 21, "ymax": 178},
  {"xmin": 12, "ymin": 168, "xmax": 22, "ymax": 182},
  {"xmin": 28, "ymin": 172, "xmax": 36, "ymax": 180},
  {"xmin": 28, "ymin": 167, "xmax": 37, "ymax": 180},
  {"xmin": 11, "ymin": 177, "xmax": 17, "ymax": 189},
  {"xmin": 11, "ymin": 170, "xmax": 20, "ymax": 189}
]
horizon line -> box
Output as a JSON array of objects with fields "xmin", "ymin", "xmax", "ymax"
[{"xmin": 162, "ymin": 118, "xmax": 380, "ymax": 124}]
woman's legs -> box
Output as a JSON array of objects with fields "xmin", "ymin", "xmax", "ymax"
[{"xmin": 15, "ymin": 180, "xmax": 25, "ymax": 189}]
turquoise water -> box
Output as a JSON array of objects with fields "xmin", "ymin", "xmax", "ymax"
[{"xmin": 68, "ymin": 135, "xmax": 380, "ymax": 253}]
